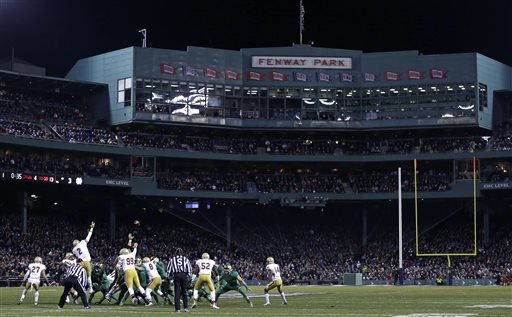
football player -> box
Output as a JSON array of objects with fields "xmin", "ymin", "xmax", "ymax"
[
  {"xmin": 88, "ymin": 262, "xmax": 110, "ymax": 304},
  {"xmin": 104, "ymin": 261, "xmax": 123, "ymax": 303},
  {"xmin": 18, "ymin": 256, "xmax": 51, "ymax": 306},
  {"xmin": 72, "ymin": 221, "xmax": 95, "ymax": 292},
  {"xmin": 152, "ymin": 257, "xmax": 173, "ymax": 305},
  {"xmin": 114, "ymin": 234, "xmax": 145, "ymax": 304},
  {"xmin": 263, "ymin": 257, "xmax": 287, "ymax": 306},
  {"xmin": 216, "ymin": 264, "xmax": 253, "ymax": 307},
  {"xmin": 191, "ymin": 252, "xmax": 219, "ymax": 309},
  {"xmin": 142, "ymin": 257, "xmax": 167, "ymax": 306}
]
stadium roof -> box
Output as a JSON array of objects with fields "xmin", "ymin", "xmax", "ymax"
[{"xmin": 0, "ymin": 69, "xmax": 106, "ymax": 95}]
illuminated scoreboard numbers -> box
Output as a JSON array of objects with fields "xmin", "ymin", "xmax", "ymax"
[{"xmin": 0, "ymin": 171, "xmax": 81, "ymax": 186}]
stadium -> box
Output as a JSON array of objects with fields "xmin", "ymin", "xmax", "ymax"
[{"xmin": 0, "ymin": 42, "xmax": 511, "ymax": 316}]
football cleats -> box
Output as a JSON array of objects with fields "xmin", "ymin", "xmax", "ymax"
[
  {"xmin": 34, "ymin": 256, "xmax": 42, "ymax": 263},
  {"xmin": 266, "ymin": 257, "xmax": 274, "ymax": 264},
  {"xmin": 119, "ymin": 248, "xmax": 129, "ymax": 255},
  {"xmin": 202, "ymin": 252, "xmax": 210, "ymax": 260}
]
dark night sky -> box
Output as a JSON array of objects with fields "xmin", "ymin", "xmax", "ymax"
[{"xmin": 1, "ymin": 0, "xmax": 511, "ymax": 77}]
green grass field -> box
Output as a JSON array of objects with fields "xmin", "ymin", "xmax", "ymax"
[{"xmin": 0, "ymin": 285, "xmax": 510, "ymax": 317}]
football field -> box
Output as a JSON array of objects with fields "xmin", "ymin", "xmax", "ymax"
[{"xmin": 0, "ymin": 285, "xmax": 510, "ymax": 317}]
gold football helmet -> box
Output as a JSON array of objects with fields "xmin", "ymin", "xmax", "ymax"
[
  {"xmin": 34, "ymin": 256, "xmax": 42, "ymax": 263},
  {"xmin": 143, "ymin": 257, "xmax": 151, "ymax": 263},
  {"xmin": 119, "ymin": 248, "xmax": 129, "ymax": 255},
  {"xmin": 72, "ymin": 240, "xmax": 80, "ymax": 247},
  {"xmin": 266, "ymin": 257, "xmax": 274, "ymax": 264},
  {"xmin": 202, "ymin": 252, "xmax": 210, "ymax": 260}
]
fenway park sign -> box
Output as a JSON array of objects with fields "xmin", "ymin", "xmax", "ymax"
[{"xmin": 252, "ymin": 56, "xmax": 352, "ymax": 69}]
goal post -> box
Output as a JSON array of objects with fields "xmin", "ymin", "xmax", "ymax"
[{"xmin": 413, "ymin": 157, "xmax": 478, "ymax": 284}]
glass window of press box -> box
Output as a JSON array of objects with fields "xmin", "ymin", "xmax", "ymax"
[{"xmin": 134, "ymin": 78, "xmax": 478, "ymax": 122}]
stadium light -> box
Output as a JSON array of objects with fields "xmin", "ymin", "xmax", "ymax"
[{"xmin": 138, "ymin": 29, "xmax": 147, "ymax": 48}]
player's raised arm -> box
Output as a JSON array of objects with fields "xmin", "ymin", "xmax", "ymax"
[
  {"xmin": 85, "ymin": 221, "xmax": 95, "ymax": 243},
  {"xmin": 127, "ymin": 233, "xmax": 134, "ymax": 247}
]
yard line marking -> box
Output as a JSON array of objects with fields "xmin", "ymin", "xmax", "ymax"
[{"xmin": 465, "ymin": 304, "xmax": 512, "ymax": 309}]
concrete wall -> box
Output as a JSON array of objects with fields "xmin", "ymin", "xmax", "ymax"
[{"xmin": 66, "ymin": 47, "xmax": 134, "ymax": 124}]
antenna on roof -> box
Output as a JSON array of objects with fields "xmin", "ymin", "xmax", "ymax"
[
  {"xmin": 299, "ymin": 0, "xmax": 305, "ymax": 44},
  {"xmin": 138, "ymin": 29, "xmax": 147, "ymax": 48}
]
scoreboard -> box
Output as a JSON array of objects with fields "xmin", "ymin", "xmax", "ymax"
[{"xmin": 0, "ymin": 171, "xmax": 83, "ymax": 186}]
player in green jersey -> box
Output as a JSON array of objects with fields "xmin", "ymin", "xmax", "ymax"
[{"xmin": 215, "ymin": 264, "xmax": 253, "ymax": 307}]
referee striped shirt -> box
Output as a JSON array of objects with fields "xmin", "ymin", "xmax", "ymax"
[
  {"xmin": 167, "ymin": 255, "xmax": 192, "ymax": 276},
  {"xmin": 65, "ymin": 264, "xmax": 88, "ymax": 289}
]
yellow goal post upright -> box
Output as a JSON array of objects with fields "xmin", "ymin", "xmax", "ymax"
[{"xmin": 413, "ymin": 157, "xmax": 478, "ymax": 285}]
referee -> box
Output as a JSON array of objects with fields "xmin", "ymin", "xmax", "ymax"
[
  {"xmin": 167, "ymin": 248, "xmax": 192, "ymax": 313},
  {"xmin": 58, "ymin": 264, "xmax": 91, "ymax": 309}
]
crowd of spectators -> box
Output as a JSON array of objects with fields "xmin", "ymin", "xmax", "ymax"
[
  {"xmin": 156, "ymin": 168, "xmax": 452, "ymax": 194},
  {"xmin": 4, "ymin": 85, "xmax": 512, "ymax": 158},
  {"xmin": 0, "ymin": 145, "xmax": 458, "ymax": 195},
  {"xmin": 0, "ymin": 151, "xmax": 130, "ymax": 179},
  {"xmin": 0, "ymin": 208, "xmax": 510, "ymax": 285},
  {"xmin": 0, "ymin": 87, "xmax": 115, "ymax": 144},
  {"xmin": 115, "ymin": 131, "xmax": 491, "ymax": 156},
  {"xmin": 0, "ymin": 119, "xmax": 56, "ymax": 140},
  {"xmin": 0, "ymin": 147, "xmax": 457, "ymax": 194},
  {"xmin": 54, "ymin": 124, "xmax": 118, "ymax": 145}
]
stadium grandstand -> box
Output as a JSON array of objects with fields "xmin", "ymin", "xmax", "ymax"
[{"xmin": 0, "ymin": 44, "xmax": 511, "ymax": 288}]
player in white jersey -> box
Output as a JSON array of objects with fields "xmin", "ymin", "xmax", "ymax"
[
  {"xmin": 62, "ymin": 252, "xmax": 77, "ymax": 268},
  {"xmin": 105, "ymin": 235, "xmax": 132, "ymax": 303},
  {"xmin": 263, "ymin": 257, "xmax": 287, "ymax": 306},
  {"xmin": 72, "ymin": 221, "xmax": 95, "ymax": 292},
  {"xmin": 115, "ymin": 235, "xmax": 145, "ymax": 304},
  {"xmin": 141, "ymin": 257, "xmax": 165, "ymax": 306},
  {"xmin": 18, "ymin": 256, "xmax": 50, "ymax": 305},
  {"xmin": 106, "ymin": 270, "xmax": 117, "ymax": 285},
  {"xmin": 191, "ymin": 252, "xmax": 219, "ymax": 309}
]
